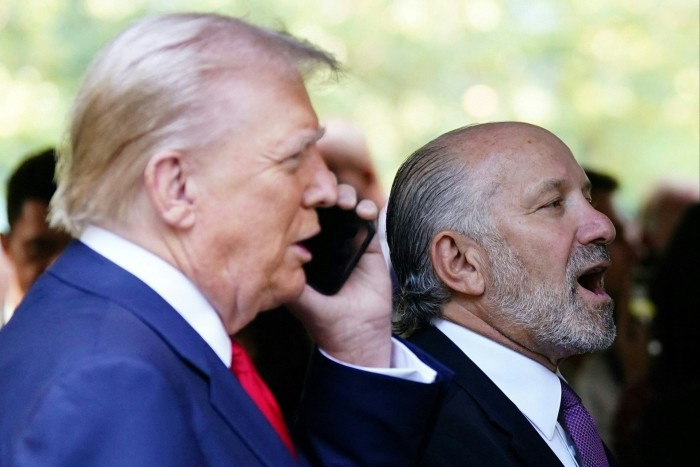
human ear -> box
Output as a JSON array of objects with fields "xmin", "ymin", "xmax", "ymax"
[
  {"xmin": 143, "ymin": 151, "xmax": 196, "ymax": 229},
  {"xmin": 430, "ymin": 231, "xmax": 485, "ymax": 296}
]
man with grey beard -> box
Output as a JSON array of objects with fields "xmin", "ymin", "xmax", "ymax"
[{"xmin": 387, "ymin": 122, "xmax": 620, "ymax": 467}]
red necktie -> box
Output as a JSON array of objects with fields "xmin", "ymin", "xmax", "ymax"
[{"xmin": 230, "ymin": 340, "xmax": 296, "ymax": 456}]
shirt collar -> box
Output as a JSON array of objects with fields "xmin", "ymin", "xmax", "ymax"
[
  {"xmin": 80, "ymin": 225, "xmax": 232, "ymax": 367},
  {"xmin": 434, "ymin": 318, "xmax": 562, "ymax": 440}
]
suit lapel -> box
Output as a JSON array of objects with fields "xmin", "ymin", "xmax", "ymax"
[
  {"xmin": 410, "ymin": 326, "xmax": 563, "ymax": 467},
  {"xmin": 49, "ymin": 241, "xmax": 298, "ymax": 466},
  {"xmin": 207, "ymin": 357, "xmax": 299, "ymax": 465}
]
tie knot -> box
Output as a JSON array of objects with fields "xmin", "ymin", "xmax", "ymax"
[{"xmin": 560, "ymin": 379, "xmax": 582, "ymax": 411}]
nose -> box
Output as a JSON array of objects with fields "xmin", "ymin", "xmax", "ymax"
[
  {"xmin": 578, "ymin": 203, "xmax": 616, "ymax": 246},
  {"xmin": 303, "ymin": 150, "xmax": 338, "ymax": 208}
]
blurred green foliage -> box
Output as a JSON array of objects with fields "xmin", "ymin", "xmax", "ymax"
[{"xmin": 1, "ymin": 0, "xmax": 697, "ymax": 226}]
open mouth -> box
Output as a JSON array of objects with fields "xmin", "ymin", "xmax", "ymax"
[{"xmin": 576, "ymin": 265, "xmax": 608, "ymax": 296}]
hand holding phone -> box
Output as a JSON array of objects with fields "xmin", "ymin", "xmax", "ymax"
[{"xmin": 302, "ymin": 206, "xmax": 376, "ymax": 295}]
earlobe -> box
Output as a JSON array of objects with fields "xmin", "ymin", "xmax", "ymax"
[
  {"xmin": 430, "ymin": 231, "xmax": 485, "ymax": 296},
  {"xmin": 143, "ymin": 151, "xmax": 196, "ymax": 229}
]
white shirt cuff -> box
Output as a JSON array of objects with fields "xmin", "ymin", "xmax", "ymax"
[{"xmin": 320, "ymin": 337, "xmax": 437, "ymax": 384}]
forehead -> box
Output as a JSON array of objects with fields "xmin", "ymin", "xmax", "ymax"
[
  {"xmin": 215, "ymin": 67, "xmax": 320, "ymax": 157},
  {"xmin": 476, "ymin": 126, "xmax": 586, "ymax": 202}
]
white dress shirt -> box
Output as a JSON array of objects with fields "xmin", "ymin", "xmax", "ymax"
[
  {"xmin": 80, "ymin": 225, "xmax": 436, "ymax": 382},
  {"xmin": 435, "ymin": 318, "xmax": 581, "ymax": 467}
]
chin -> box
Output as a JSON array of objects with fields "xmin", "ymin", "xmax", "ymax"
[
  {"xmin": 287, "ymin": 280, "xmax": 307, "ymax": 301},
  {"xmin": 272, "ymin": 273, "xmax": 307, "ymax": 305}
]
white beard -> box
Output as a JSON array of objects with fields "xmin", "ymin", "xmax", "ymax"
[{"xmin": 483, "ymin": 234, "xmax": 616, "ymax": 358}]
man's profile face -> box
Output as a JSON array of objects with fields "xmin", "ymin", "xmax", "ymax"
[
  {"xmin": 189, "ymin": 70, "xmax": 336, "ymax": 326},
  {"xmin": 1, "ymin": 200, "xmax": 71, "ymax": 294},
  {"xmin": 478, "ymin": 126, "xmax": 617, "ymax": 358}
]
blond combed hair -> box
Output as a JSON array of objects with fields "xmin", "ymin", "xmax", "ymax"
[{"xmin": 50, "ymin": 13, "xmax": 339, "ymax": 236}]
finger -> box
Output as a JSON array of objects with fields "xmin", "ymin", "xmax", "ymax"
[
  {"xmin": 355, "ymin": 199, "xmax": 378, "ymax": 220},
  {"xmin": 336, "ymin": 183, "xmax": 357, "ymax": 209}
]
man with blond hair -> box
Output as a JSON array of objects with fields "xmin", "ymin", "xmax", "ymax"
[{"xmin": 0, "ymin": 13, "xmax": 447, "ymax": 465}]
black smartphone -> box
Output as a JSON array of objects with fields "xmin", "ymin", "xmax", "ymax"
[{"xmin": 302, "ymin": 206, "xmax": 376, "ymax": 295}]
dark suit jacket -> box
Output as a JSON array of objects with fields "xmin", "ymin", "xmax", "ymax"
[
  {"xmin": 409, "ymin": 325, "xmax": 618, "ymax": 467},
  {"xmin": 0, "ymin": 241, "xmax": 448, "ymax": 466}
]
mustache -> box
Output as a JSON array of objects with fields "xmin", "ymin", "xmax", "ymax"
[{"xmin": 568, "ymin": 244, "xmax": 610, "ymax": 277}]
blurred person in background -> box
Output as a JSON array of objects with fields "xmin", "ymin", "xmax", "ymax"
[
  {"xmin": 635, "ymin": 181, "xmax": 699, "ymax": 286},
  {"xmin": 316, "ymin": 117, "xmax": 387, "ymax": 209},
  {"xmin": 0, "ymin": 148, "xmax": 71, "ymax": 328},
  {"xmin": 634, "ymin": 202, "xmax": 700, "ymax": 467},
  {"xmin": 611, "ymin": 179, "xmax": 700, "ymax": 465}
]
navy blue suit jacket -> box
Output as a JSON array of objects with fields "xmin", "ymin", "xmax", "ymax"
[
  {"xmin": 0, "ymin": 241, "xmax": 448, "ymax": 466},
  {"xmin": 409, "ymin": 326, "xmax": 619, "ymax": 467}
]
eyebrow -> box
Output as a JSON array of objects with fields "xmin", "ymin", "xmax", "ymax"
[
  {"xmin": 528, "ymin": 178, "xmax": 566, "ymax": 198},
  {"xmin": 295, "ymin": 127, "xmax": 326, "ymax": 152},
  {"xmin": 273, "ymin": 126, "xmax": 326, "ymax": 158},
  {"xmin": 528, "ymin": 177, "xmax": 592, "ymax": 198}
]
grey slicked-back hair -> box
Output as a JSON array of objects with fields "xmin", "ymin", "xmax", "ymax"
[
  {"xmin": 50, "ymin": 13, "xmax": 340, "ymax": 236},
  {"xmin": 387, "ymin": 124, "xmax": 496, "ymax": 336}
]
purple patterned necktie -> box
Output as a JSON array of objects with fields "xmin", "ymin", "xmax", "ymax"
[{"xmin": 558, "ymin": 380, "xmax": 610, "ymax": 467}]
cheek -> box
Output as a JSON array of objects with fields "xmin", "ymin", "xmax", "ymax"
[
  {"xmin": 262, "ymin": 251, "xmax": 307, "ymax": 305},
  {"xmin": 260, "ymin": 217, "xmax": 303, "ymax": 275},
  {"xmin": 526, "ymin": 248, "xmax": 571, "ymax": 286},
  {"xmin": 512, "ymin": 237, "xmax": 559, "ymax": 270}
]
